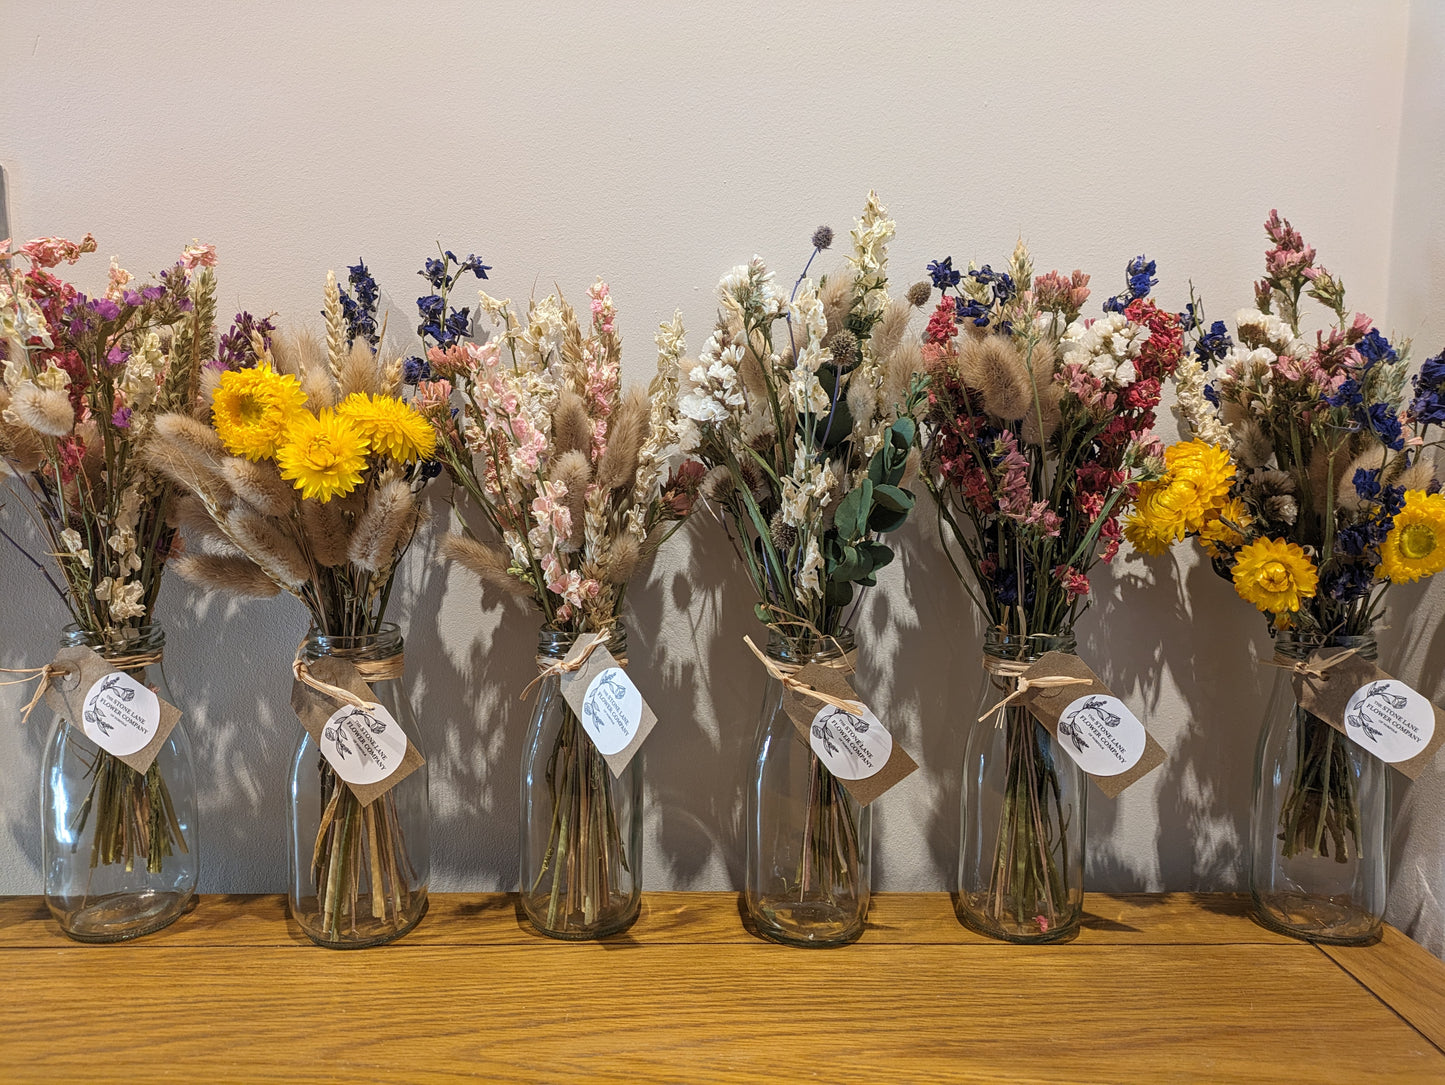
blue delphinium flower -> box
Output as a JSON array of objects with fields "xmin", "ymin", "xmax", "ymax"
[
  {"xmin": 955, "ymin": 296, "xmax": 990, "ymax": 327},
  {"xmin": 1324, "ymin": 377, "xmax": 1363, "ymax": 410},
  {"xmin": 1194, "ymin": 320, "xmax": 1233, "ymax": 366},
  {"xmin": 338, "ymin": 259, "xmax": 381, "ymax": 350},
  {"xmin": 927, "ymin": 257, "xmax": 961, "ymax": 290},
  {"xmin": 402, "ymin": 356, "xmax": 431, "ymax": 386},
  {"xmin": 1410, "ymin": 350, "xmax": 1445, "ymax": 426},
  {"xmin": 1355, "ymin": 328, "xmax": 1398, "ymax": 368},
  {"xmin": 1353, "ymin": 466, "xmax": 1382, "ymax": 501},
  {"xmin": 415, "ymin": 249, "xmax": 492, "ymax": 348},
  {"xmin": 970, "ymin": 265, "xmax": 1015, "ymax": 305},
  {"xmin": 1104, "ymin": 255, "xmax": 1158, "ymax": 313},
  {"xmin": 1367, "ymin": 402, "xmax": 1405, "ymax": 451},
  {"xmin": 1179, "ymin": 303, "xmax": 1199, "ymax": 333},
  {"xmin": 1321, "ymin": 561, "xmax": 1374, "ymax": 602}
]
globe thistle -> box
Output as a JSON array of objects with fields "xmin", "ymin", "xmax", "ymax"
[
  {"xmin": 827, "ymin": 329, "xmax": 859, "ymax": 369},
  {"xmin": 811, "ymin": 226, "xmax": 834, "ymax": 251},
  {"xmin": 769, "ymin": 510, "xmax": 798, "ymax": 552},
  {"xmin": 906, "ymin": 281, "xmax": 932, "ymax": 308}
]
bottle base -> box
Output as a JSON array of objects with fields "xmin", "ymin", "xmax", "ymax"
[
  {"xmin": 1251, "ymin": 891, "xmax": 1382, "ymax": 945},
  {"xmin": 294, "ymin": 892, "xmax": 429, "ymax": 949},
  {"xmin": 521, "ymin": 894, "xmax": 640, "ymax": 941},
  {"xmin": 49, "ymin": 888, "xmax": 194, "ymax": 944},
  {"xmin": 748, "ymin": 896, "xmax": 866, "ymax": 948},
  {"xmin": 955, "ymin": 893, "xmax": 1082, "ymax": 944}
]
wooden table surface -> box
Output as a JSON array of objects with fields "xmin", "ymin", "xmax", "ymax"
[{"xmin": 2, "ymin": 891, "xmax": 1443, "ymax": 1083}]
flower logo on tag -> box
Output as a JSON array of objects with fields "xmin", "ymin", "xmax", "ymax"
[
  {"xmin": 1056, "ymin": 694, "xmax": 1146, "ymax": 777},
  {"xmin": 808, "ymin": 703, "xmax": 892, "ymax": 781},
  {"xmin": 579, "ymin": 667, "xmax": 642, "ymax": 756},
  {"xmin": 80, "ymin": 671, "xmax": 160, "ymax": 757},
  {"xmin": 1344, "ymin": 679, "xmax": 1434, "ymax": 763},
  {"xmin": 320, "ymin": 703, "xmax": 408, "ymax": 786}
]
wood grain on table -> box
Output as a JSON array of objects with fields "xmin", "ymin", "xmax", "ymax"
[{"xmin": 1, "ymin": 892, "xmax": 1441, "ymax": 1084}]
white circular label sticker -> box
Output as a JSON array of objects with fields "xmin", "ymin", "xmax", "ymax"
[
  {"xmin": 808, "ymin": 703, "xmax": 892, "ymax": 780},
  {"xmin": 1056, "ymin": 694, "xmax": 1146, "ymax": 777},
  {"xmin": 1344, "ymin": 679, "xmax": 1435, "ymax": 763},
  {"xmin": 320, "ymin": 703, "xmax": 408, "ymax": 786},
  {"xmin": 81, "ymin": 671, "xmax": 160, "ymax": 757},
  {"xmin": 580, "ymin": 667, "xmax": 642, "ymax": 756}
]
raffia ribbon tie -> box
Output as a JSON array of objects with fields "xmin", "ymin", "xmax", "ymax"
[
  {"xmin": 293, "ymin": 648, "xmax": 405, "ymax": 712},
  {"xmin": 742, "ymin": 635, "xmax": 866, "ymax": 715},
  {"xmin": 0, "ymin": 663, "xmax": 76, "ymax": 722},
  {"xmin": 978, "ymin": 657, "xmax": 1091, "ymax": 722},
  {"xmin": 519, "ymin": 632, "xmax": 623, "ymax": 702},
  {"xmin": 1262, "ymin": 646, "xmax": 1361, "ymax": 682}
]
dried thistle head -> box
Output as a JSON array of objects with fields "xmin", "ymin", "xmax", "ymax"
[
  {"xmin": 552, "ymin": 389, "xmax": 592, "ymax": 457},
  {"xmin": 300, "ymin": 499, "xmax": 350, "ymax": 567},
  {"xmin": 8, "ymin": 383, "xmax": 74, "ymax": 437},
  {"xmin": 811, "ymin": 225, "xmax": 834, "ymax": 251},
  {"xmin": 596, "ymin": 388, "xmax": 649, "ymax": 491},
  {"xmin": 700, "ymin": 465, "xmax": 734, "ymax": 503},
  {"xmin": 221, "ymin": 457, "xmax": 295, "ymax": 519},
  {"xmin": 606, "ymin": 531, "xmax": 640, "ymax": 585},
  {"xmin": 828, "ymin": 330, "xmax": 860, "ymax": 369},
  {"xmin": 441, "ymin": 532, "xmax": 537, "ymax": 604},
  {"xmin": 959, "ymin": 334, "xmax": 1033, "ymax": 421},
  {"xmin": 347, "ymin": 477, "xmax": 418, "ymax": 574},
  {"xmin": 1395, "ymin": 455, "xmax": 1437, "ymax": 492},
  {"xmin": 1338, "ymin": 447, "xmax": 1392, "ymax": 513},
  {"xmin": 171, "ymin": 553, "xmax": 281, "ymax": 598},
  {"xmin": 769, "ymin": 509, "xmax": 797, "ymax": 552},
  {"xmin": 554, "ymin": 449, "xmax": 591, "ymax": 549},
  {"xmin": 1233, "ymin": 419, "xmax": 1274, "ymax": 469},
  {"xmin": 906, "ymin": 282, "xmax": 932, "ymax": 308}
]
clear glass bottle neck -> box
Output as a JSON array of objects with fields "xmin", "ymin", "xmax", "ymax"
[
  {"xmin": 303, "ymin": 623, "xmax": 404, "ymax": 662},
  {"xmin": 763, "ymin": 627, "xmax": 857, "ymax": 666},
  {"xmin": 537, "ymin": 623, "xmax": 628, "ymax": 661},
  {"xmin": 981, "ymin": 630, "xmax": 1077, "ymax": 664},
  {"xmin": 62, "ymin": 623, "xmax": 167, "ymax": 659},
  {"xmin": 1272, "ymin": 629, "xmax": 1378, "ymax": 663}
]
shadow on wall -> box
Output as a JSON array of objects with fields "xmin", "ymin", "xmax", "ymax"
[
  {"xmin": 417, "ymin": 487, "xmax": 532, "ymax": 893},
  {"xmin": 632, "ymin": 517, "xmax": 759, "ymax": 892}
]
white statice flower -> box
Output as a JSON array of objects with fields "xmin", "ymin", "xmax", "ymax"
[
  {"xmin": 798, "ymin": 535, "xmax": 824, "ymax": 601},
  {"xmin": 1234, "ymin": 308, "xmax": 1300, "ymax": 354},
  {"xmin": 1061, "ymin": 313, "xmax": 1148, "ymax": 385},
  {"xmin": 678, "ymin": 345, "xmax": 746, "ymax": 427},
  {"xmin": 58, "ymin": 528, "xmax": 92, "ymax": 570}
]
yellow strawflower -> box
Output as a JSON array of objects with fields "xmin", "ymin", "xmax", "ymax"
[
  {"xmin": 1123, "ymin": 440, "xmax": 1236, "ymax": 555},
  {"xmin": 1199, "ymin": 497, "xmax": 1252, "ymax": 558},
  {"xmin": 210, "ymin": 365, "xmax": 308, "ymax": 461},
  {"xmin": 335, "ymin": 392, "xmax": 438, "ymax": 464},
  {"xmin": 1231, "ymin": 537, "xmax": 1318, "ymax": 613},
  {"xmin": 275, "ymin": 409, "xmax": 370, "ymax": 502},
  {"xmin": 1381, "ymin": 490, "xmax": 1445, "ymax": 583}
]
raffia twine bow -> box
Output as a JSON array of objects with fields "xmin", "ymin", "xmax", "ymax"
[
  {"xmin": 1, "ymin": 649, "xmax": 164, "ymax": 722},
  {"xmin": 977, "ymin": 656, "xmax": 1091, "ymax": 723},
  {"xmin": 1262, "ymin": 646, "xmax": 1361, "ymax": 681},
  {"xmin": 742, "ymin": 635, "xmax": 866, "ymax": 715},
  {"xmin": 292, "ymin": 648, "xmax": 405, "ymax": 711},
  {"xmin": 519, "ymin": 632, "xmax": 630, "ymax": 702}
]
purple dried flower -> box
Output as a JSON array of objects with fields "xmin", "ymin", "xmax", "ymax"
[
  {"xmin": 106, "ymin": 346, "xmax": 130, "ymax": 366},
  {"xmin": 111, "ymin": 407, "xmax": 132, "ymax": 429}
]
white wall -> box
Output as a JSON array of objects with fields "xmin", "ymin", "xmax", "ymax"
[{"xmin": 3, "ymin": 1, "xmax": 1441, "ymax": 947}]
